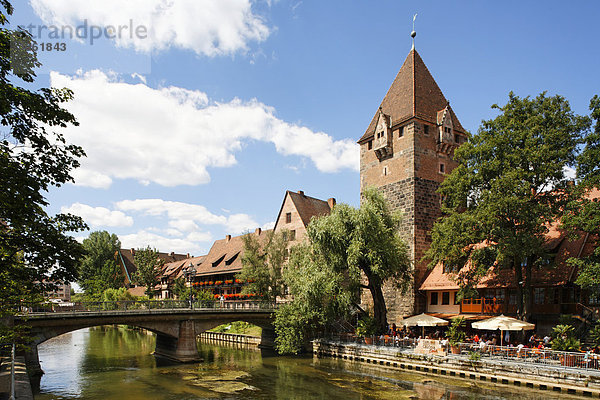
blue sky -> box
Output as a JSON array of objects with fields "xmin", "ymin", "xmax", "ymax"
[{"xmin": 9, "ymin": 0, "xmax": 600, "ymax": 256}]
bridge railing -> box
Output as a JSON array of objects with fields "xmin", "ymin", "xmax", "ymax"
[{"xmin": 18, "ymin": 300, "xmax": 278, "ymax": 314}]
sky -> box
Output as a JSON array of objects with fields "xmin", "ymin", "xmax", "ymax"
[{"xmin": 8, "ymin": 0, "xmax": 600, "ymax": 257}]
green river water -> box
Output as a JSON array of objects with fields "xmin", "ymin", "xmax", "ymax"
[{"xmin": 34, "ymin": 326, "xmax": 575, "ymax": 400}]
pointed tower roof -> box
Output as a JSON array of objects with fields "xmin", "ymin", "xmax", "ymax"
[{"xmin": 358, "ymin": 49, "xmax": 466, "ymax": 143}]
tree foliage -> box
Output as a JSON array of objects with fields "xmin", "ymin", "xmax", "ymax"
[
  {"xmin": 171, "ymin": 277, "xmax": 214, "ymax": 303},
  {"xmin": 273, "ymin": 188, "xmax": 411, "ymax": 353},
  {"xmin": 426, "ymin": 92, "xmax": 590, "ymax": 319},
  {"xmin": 237, "ymin": 230, "xmax": 289, "ymax": 301},
  {"xmin": 0, "ymin": 1, "xmax": 86, "ymax": 344},
  {"xmin": 78, "ymin": 231, "xmax": 122, "ymax": 297},
  {"xmin": 274, "ymin": 243, "xmax": 353, "ymax": 354},
  {"xmin": 132, "ymin": 246, "xmax": 163, "ymax": 298},
  {"xmin": 563, "ymin": 96, "xmax": 600, "ymax": 291}
]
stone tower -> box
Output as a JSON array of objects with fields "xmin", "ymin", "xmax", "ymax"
[{"xmin": 357, "ymin": 49, "xmax": 467, "ymax": 321}]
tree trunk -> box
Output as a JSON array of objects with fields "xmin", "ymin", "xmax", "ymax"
[
  {"xmin": 514, "ymin": 260, "xmax": 524, "ymax": 319},
  {"xmin": 361, "ymin": 263, "xmax": 388, "ymax": 335},
  {"xmin": 369, "ymin": 283, "xmax": 388, "ymax": 335},
  {"xmin": 523, "ymin": 257, "xmax": 533, "ymax": 322}
]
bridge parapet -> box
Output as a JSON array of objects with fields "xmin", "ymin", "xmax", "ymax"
[{"xmin": 19, "ymin": 300, "xmax": 277, "ymax": 316}]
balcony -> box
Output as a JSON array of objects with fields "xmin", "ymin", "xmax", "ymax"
[{"xmin": 461, "ymin": 298, "xmax": 504, "ymax": 314}]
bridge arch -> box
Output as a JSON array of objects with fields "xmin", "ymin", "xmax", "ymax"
[{"xmin": 16, "ymin": 305, "xmax": 276, "ymax": 376}]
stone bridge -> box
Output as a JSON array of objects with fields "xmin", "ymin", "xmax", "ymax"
[{"xmin": 14, "ymin": 301, "xmax": 276, "ymax": 377}]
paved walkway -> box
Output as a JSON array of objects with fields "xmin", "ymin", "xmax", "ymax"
[{"xmin": 0, "ymin": 357, "xmax": 33, "ymax": 400}]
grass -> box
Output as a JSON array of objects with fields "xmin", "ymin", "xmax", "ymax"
[{"xmin": 208, "ymin": 321, "xmax": 262, "ymax": 337}]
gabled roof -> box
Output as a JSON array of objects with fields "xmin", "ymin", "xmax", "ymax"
[
  {"xmin": 192, "ymin": 230, "xmax": 273, "ymax": 277},
  {"xmin": 420, "ymin": 222, "xmax": 597, "ymax": 291},
  {"xmin": 118, "ymin": 249, "xmax": 188, "ymax": 283},
  {"xmin": 273, "ymin": 190, "xmax": 334, "ymax": 231},
  {"xmin": 160, "ymin": 255, "xmax": 205, "ymax": 280},
  {"xmin": 358, "ymin": 49, "xmax": 466, "ymax": 144}
]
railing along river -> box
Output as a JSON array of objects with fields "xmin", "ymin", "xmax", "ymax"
[{"xmin": 322, "ymin": 333, "xmax": 600, "ymax": 372}]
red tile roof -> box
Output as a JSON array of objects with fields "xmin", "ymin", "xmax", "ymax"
[
  {"xmin": 420, "ymin": 224, "xmax": 596, "ymax": 291},
  {"xmin": 190, "ymin": 230, "xmax": 273, "ymax": 277},
  {"xmin": 118, "ymin": 249, "xmax": 188, "ymax": 284},
  {"xmin": 358, "ymin": 49, "xmax": 466, "ymax": 144}
]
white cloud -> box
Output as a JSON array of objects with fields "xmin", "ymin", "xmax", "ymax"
[
  {"xmin": 50, "ymin": 70, "xmax": 359, "ymax": 189},
  {"xmin": 62, "ymin": 203, "xmax": 133, "ymax": 227},
  {"xmin": 262, "ymin": 221, "xmax": 275, "ymax": 230},
  {"xmin": 30, "ymin": 0, "xmax": 271, "ymax": 57},
  {"xmin": 119, "ymin": 230, "xmax": 210, "ymax": 255},
  {"xmin": 116, "ymin": 198, "xmax": 259, "ymax": 235}
]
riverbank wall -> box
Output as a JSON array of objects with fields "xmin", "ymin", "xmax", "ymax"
[
  {"xmin": 313, "ymin": 340, "xmax": 600, "ymax": 398},
  {"xmin": 0, "ymin": 356, "xmax": 34, "ymax": 400},
  {"xmin": 199, "ymin": 331, "xmax": 261, "ymax": 346}
]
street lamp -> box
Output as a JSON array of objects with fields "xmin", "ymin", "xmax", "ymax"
[{"xmin": 184, "ymin": 262, "xmax": 196, "ymax": 309}]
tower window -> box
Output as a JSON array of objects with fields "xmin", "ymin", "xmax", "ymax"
[
  {"xmin": 383, "ymin": 166, "xmax": 388, "ymax": 176},
  {"xmin": 455, "ymin": 134, "xmax": 461, "ymax": 143},
  {"xmin": 439, "ymin": 163, "xmax": 445, "ymax": 174},
  {"xmin": 285, "ymin": 212, "xmax": 291, "ymax": 223},
  {"xmin": 424, "ymin": 125, "xmax": 429, "ymax": 135},
  {"xmin": 398, "ymin": 126, "xmax": 404, "ymax": 137},
  {"xmin": 367, "ymin": 140, "xmax": 372, "ymax": 150}
]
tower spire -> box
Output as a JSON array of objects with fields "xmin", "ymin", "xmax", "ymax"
[{"xmin": 411, "ymin": 13, "xmax": 417, "ymax": 50}]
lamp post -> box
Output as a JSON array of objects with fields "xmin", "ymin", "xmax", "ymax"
[{"xmin": 184, "ymin": 262, "xmax": 196, "ymax": 309}]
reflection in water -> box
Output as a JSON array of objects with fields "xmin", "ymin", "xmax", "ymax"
[{"xmin": 37, "ymin": 327, "xmax": 573, "ymax": 399}]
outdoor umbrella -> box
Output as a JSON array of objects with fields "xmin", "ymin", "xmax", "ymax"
[
  {"xmin": 399, "ymin": 313, "xmax": 449, "ymax": 338},
  {"xmin": 471, "ymin": 314, "xmax": 535, "ymax": 346}
]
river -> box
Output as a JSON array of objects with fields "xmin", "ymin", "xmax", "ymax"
[{"xmin": 35, "ymin": 326, "xmax": 571, "ymax": 399}]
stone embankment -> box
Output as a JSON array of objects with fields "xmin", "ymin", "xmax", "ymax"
[
  {"xmin": 313, "ymin": 340, "xmax": 600, "ymax": 398},
  {"xmin": 198, "ymin": 331, "xmax": 261, "ymax": 346}
]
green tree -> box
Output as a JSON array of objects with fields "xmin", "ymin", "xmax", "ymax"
[
  {"xmin": 78, "ymin": 231, "xmax": 122, "ymax": 297},
  {"xmin": 0, "ymin": 0, "xmax": 86, "ymax": 345},
  {"xmin": 237, "ymin": 230, "xmax": 289, "ymax": 301},
  {"xmin": 562, "ymin": 96, "xmax": 600, "ymax": 292},
  {"xmin": 171, "ymin": 277, "xmax": 214, "ymax": 303},
  {"xmin": 274, "ymin": 243, "xmax": 353, "ymax": 354},
  {"xmin": 426, "ymin": 92, "xmax": 589, "ymax": 320},
  {"xmin": 132, "ymin": 246, "xmax": 163, "ymax": 298},
  {"xmin": 273, "ymin": 188, "xmax": 411, "ymax": 353}
]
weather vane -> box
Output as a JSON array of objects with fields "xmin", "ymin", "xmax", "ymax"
[{"xmin": 411, "ymin": 13, "xmax": 417, "ymax": 50}]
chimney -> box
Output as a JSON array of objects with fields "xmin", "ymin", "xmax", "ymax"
[
  {"xmin": 255, "ymin": 228, "xmax": 262, "ymax": 236},
  {"xmin": 170, "ymin": 251, "xmax": 174, "ymax": 257},
  {"xmin": 186, "ymin": 253, "xmax": 190, "ymax": 258},
  {"xmin": 130, "ymin": 248, "xmax": 135, "ymax": 256},
  {"xmin": 297, "ymin": 190, "xmax": 304, "ymax": 196},
  {"xmin": 327, "ymin": 198, "xmax": 336, "ymax": 210},
  {"xmin": 226, "ymin": 234, "xmax": 232, "ymax": 242}
]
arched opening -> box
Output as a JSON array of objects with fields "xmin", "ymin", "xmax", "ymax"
[
  {"xmin": 208, "ymin": 321, "xmax": 262, "ymax": 337},
  {"xmin": 34, "ymin": 325, "xmax": 163, "ymax": 396}
]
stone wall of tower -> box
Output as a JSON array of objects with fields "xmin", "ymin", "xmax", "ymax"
[
  {"xmin": 360, "ymin": 121, "xmax": 419, "ymax": 322},
  {"xmin": 359, "ymin": 119, "xmax": 461, "ymax": 321},
  {"xmin": 412, "ymin": 121, "xmax": 455, "ymax": 313}
]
